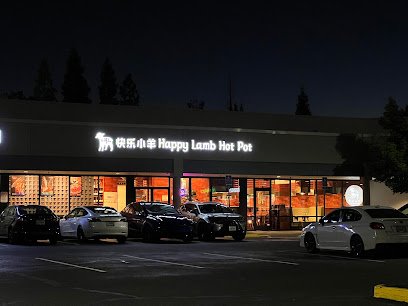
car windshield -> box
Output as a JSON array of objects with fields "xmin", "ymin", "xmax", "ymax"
[
  {"xmin": 144, "ymin": 204, "xmax": 178, "ymax": 215},
  {"xmin": 199, "ymin": 204, "xmax": 233, "ymax": 214},
  {"xmin": 88, "ymin": 207, "xmax": 118, "ymax": 215},
  {"xmin": 18, "ymin": 206, "xmax": 52, "ymax": 215},
  {"xmin": 365, "ymin": 209, "xmax": 408, "ymax": 219}
]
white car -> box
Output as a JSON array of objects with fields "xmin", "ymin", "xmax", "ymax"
[
  {"xmin": 60, "ymin": 206, "xmax": 128, "ymax": 243},
  {"xmin": 300, "ymin": 206, "xmax": 408, "ymax": 257}
]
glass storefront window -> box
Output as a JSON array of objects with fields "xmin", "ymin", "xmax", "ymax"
[
  {"xmin": 317, "ymin": 179, "xmax": 344, "ymax": 216},
  {"xmin": 180, "ymin": 178, "xmax": 190, "ymax": 203},
  {"xmin": 9, "ymin": 175, "xmax": 40, "ymax": 205},
  {"xmin": 291, "ymin": 179, "xmax": 317, "ymax": 223},
  {"xmin": 191, "ymin": 178, "xmax": 210, "ymax": 202},
  {"xmin": 211, "ymin": 178, "xmax": 239, "ymax": 207},
  {"xmin": 271, "ymin": 179, "xmax": 291, "ymax": 230},
  {"xmin": 247, "ymin": 179, "xmax": 254, "ymax": 230}
]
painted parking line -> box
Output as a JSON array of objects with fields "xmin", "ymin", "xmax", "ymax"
[
  {"xmin": 123, "ymin": 255, "xmax": 206, "ymax": 269},
  {"xmin": 277, "ymin": 250, "xmax": 386, "ymax": 263},
  {"xmin": 374, "ymin": 284, "xmax": 408, "ymax": 303},
  {"xmin": 35, "ymin": 258, "xmax": 106, "ymax": 273},
  {"xmin": 203, "ymin": 252, "xmax": 299, "ymax": 266}
]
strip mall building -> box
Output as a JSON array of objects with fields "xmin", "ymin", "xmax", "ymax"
[{"xmin": 0, "ymin": 99, "xmax": 406, "ymax": 230}]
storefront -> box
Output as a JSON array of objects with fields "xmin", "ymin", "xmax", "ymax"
[{"xmin": 0, "ymin": 99, "xmax": 384, "ymax": 229}]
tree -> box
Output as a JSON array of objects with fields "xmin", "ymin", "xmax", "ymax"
[
  {"xmin": 335, "ymin": 97, "xmax": 408, "ymax": 197},
  {"xmin": 119, "ymin": 74, "xmax": 139, "ymax": 106},
  {"xmin": 33, "ymin": 59, "xmax": 57, "ymax": 101},
  {"xmin": 61, "ymin": 48, "xmax": 91, "ymax": 103},
  {"xmin": 99, "ymin": 58, "xmax": 118, "ymax": 105},
  {"xmin": 295, "ymin": 87, "xmax": 311, "ymax": 115}
]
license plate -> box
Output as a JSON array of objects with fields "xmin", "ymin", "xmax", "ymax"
[
  {"xmin": 106, "ymin": 222, "xmax": 114, "ymax": 227},
  {"xmin": 228, "ymin": 225, "xmax": 236, "ymax": 231},
  {"xmin": 395, "ymin": 225, "xmax": 407, "ymax": 233},
  {"xmin": 35, "ymin": 220, "xmax": 45, "ymax": 225}
]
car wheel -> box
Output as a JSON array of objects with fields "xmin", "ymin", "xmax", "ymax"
[
  {"xmin": 304, "ymin": 233, "xmax": 318, "ymax": 253},
  {"xmin": 8, "ymin": 228, "xmax": 17, "ymax": 244},
  {"xmin": 232, "ymin": 232, "xmax": 246, "ymax": 241},
  {"xmin": 182, "ymin": 234, "xmax": 193, "ymax": 243},
  {"xmin": 77, "ymin": 227, "xmax": 87, "ymax": 243},
  {"xmin": 197, "ymin": 223, "xmax": 214, "ymax": 241},
  {"xmin": 117, "ymin": 236, "xmax": 127, "ymax": 244},
  {"xmin": 350, "ymin": 235, "xmax": 364, "ymax": 257},
  {"xmin": 143, "ymin": 226, "xmax": 158, "ymax": 243}
]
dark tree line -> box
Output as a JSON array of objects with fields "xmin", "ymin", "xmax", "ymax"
[
  {"xmin": 5, "ymin": 48, "xmax": 140, "ymax": 105},
  {"xmin": 335, "ymin": 97, "xmax": 408, "ymax": 199}
]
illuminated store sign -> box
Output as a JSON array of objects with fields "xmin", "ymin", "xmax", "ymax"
[
  {"xmin": 344, "ymin": 185, "xmax": 363, "ymax": 206},
  {"xmin": 0, "ymin": 129, "xmax": 2, "ymax": 144},
  {"xmin": 95, "ymin": 132, "xmax": 253, "ymax": 153}
]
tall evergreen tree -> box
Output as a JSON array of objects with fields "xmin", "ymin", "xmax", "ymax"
[
  {"xmin": 295, "ymin": 87, "xmax": 312, "ymax": 115},
  {"xmin": 119, "ymin": 74, "xmax": 139, "ymax": 106},
  {"xmin": 33, "ymin": 59, "xmax": 56, "ymax": 101},
  {"xmin": 61, "ymin": 48, "xmax": 91, "ymax": 103},
  {"xmin": 99, "ymin": 58, "xmax": 118, "ymax": 105}
]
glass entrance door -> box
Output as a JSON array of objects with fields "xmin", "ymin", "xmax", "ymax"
[{"xmin": 255, "ymin": 189, "xmax": 271, "ymax": 229}]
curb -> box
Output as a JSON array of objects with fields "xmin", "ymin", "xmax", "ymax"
[{"xmin": 374, "ymin": 284, "xmax": 408, "ymax": 303}]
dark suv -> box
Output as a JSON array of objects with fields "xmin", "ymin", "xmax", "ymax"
[
  {"xmin": 121, "ymin": 202, "xmax": 194, "ymax": 243},
  {"xmin": 0, "ymin": 205, "xmax": 60, "ymax": 244},
  {"xmin": 179, "ymin": 201, "xmax": 246, "ymax": 241}
]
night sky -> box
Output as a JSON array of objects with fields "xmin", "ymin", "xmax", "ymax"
[{"xmin": 1, "ymin": 0, "xmax": 408, "ymax": 118}]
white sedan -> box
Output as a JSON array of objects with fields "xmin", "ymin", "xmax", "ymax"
[
  {"xmin": 60, "ymin": 206, "xmax": 128, "ymax": 243},
  {"xmin": 300, "ymin": 206, "xmax": 408, "ymax": 257}
]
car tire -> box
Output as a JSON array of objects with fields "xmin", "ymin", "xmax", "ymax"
[
  {"xmin": 117, "ymin": 236, "xmax": 127, "ymax": 244},
  {"xmin": 350, "ymin": 235, "xmax": 364, "ymax": 257},
  {"xmin": 197, "ymin": 223, "xmax": 215, "ymax": 241},
  {"xmin": 182, "ymin": 234, "xmax": 193, "ymax": 243},
  {"xmin": 304, "ymin": 233, "xmax": 318, "ymax": 253},
  {"xmin": 232, "ymin": 232, "xmax": 246, "ymax": 241},
  {"xmin": 143, "ymin": 226, "xmax": 158, "ymax": 243},
  {"xmin": 77, "ymin": 227, "xmax": 87, "ymax": 243}
]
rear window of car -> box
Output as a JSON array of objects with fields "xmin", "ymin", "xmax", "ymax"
[
  {"xmin": 199, "ymin": 204, "xmax": 233, "ymax": 214},
  {"xmin": 88, "ymin": 207, "xmax": 118, "ymax": 214},
  {"xmin": 18, "ymin": 206, "xmax": 52, "ymax": 215},
  {"xmin": 365, "ymin": 209, "xmax": 408, "ymax": 219},
  {"xmin": 144, "ymin": 204, "xmax": 178, "ymax": 214}
]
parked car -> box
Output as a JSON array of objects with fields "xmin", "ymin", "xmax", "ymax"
[
  {"xmin": 300, "ymin": 206, "xmax": 408, "ymax": 257},
  {"xmin": 59, "ymin": 206, "xmax": 128, "ymax": 243},
  {"xmin": 399, "ymin": 204, "xmax": 408, "ymax": 216},
  {"xmin": 121, "ymin": 202, "xmax": 194, "ymax": 242},
  {"xmin": 0, "ymin": 205, "xmax": 60, "ymax": 244},
  {"xmin": 179, "ymin": 201, "xmax": 246, "ymax": 241}
]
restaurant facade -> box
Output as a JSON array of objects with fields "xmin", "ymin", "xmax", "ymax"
[{"xmin": 0, "ymin": 99, "xmax": 398, "ymax": 230}]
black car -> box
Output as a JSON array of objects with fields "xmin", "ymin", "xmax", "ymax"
[
  {"xmin": 179, "ymin": 201, "xmax": 246, "ymax": 241},
  {"xmin": 0, "ymin": 205, "xmax": 60, "ymax": 244},
  {"xmin": 121, "ymin": 202, "xmax": 194, "ymax": 242}
]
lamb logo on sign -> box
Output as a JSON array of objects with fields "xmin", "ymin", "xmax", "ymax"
[{"xmin": 95, "ymin": 132, "xmax": 253, "ymax": 153}]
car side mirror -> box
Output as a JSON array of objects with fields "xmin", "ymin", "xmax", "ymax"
[{"xmin": 319, "ymin": 218, "xmax": 324, "ymax": 226}]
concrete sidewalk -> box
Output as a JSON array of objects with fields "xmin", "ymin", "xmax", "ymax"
[{"xmin": 245, "ymin": 230, "xmax": 301, "ymax": 239}]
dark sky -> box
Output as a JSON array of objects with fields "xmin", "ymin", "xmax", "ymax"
[{"xmin": 1, "ymin": 0, "xmax": 408, "ymax": 117}]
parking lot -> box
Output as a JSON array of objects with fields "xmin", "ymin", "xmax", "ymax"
[{"xmin": 0, "ymin": 235, "xmax": 407, "ymax": 305}]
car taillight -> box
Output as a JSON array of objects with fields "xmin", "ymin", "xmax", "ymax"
[
  {"xmin": 370, "ymin": 222, "xmax": 385, "ymax": 229},
  {"xmin": 88, "ymin": 217, "xmax": 101, "ymax": 222}
]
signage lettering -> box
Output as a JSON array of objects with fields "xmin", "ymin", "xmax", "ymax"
[{"xmin": 95, "ymin": 132, "xmax": 253, "ymax": 153}]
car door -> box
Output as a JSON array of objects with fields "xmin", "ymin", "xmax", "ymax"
[
  {"xmin": 60, "ymin": 209, "xmax": 79, "ymax": 237},
  {"xmin": 132, "ymin": 203, "xmax": 146, "ymax": 235},
  {"xmin": 316, "ymin": 209, "xmax": 342, "ymax": 249},
  {"xmin": 337, "ymin": 209, "xmax": 362, "ymax": 248}
]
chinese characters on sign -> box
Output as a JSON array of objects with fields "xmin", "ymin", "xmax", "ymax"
[{"xmin": 95, "ymin": 132, "xmax": 253, "ymax": 153}]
